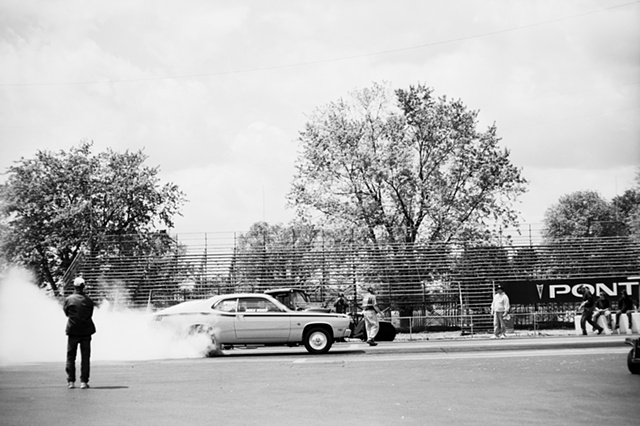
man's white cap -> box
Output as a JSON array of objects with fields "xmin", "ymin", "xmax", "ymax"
[{"xmin": 73, "ymin": 277, "xmax": 85, "ymax": 286}]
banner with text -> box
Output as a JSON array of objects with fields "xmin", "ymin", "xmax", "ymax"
[{"xmin": 498, "ymin": 276, "xmax": 640, "ymax": 304}]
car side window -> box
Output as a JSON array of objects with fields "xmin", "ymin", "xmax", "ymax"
[
  {"xmin": 213, "ymin": 299, "xmax": 237, "ymax": 313},
  {"xmin": 238, "ymin": 297, "xmax": 283, "ymax": 313}
]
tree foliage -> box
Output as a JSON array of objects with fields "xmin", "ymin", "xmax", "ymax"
[
  {"xmin": 0, "ymin": 141, "xmax": 186, "ymax": 292},
  {"xmin": 543, "ymin": 167, "xmax": 640, "ymax": 242},
  {"xmin": 232, "ymin": 222, "xmax": 321, "ymax": 291},
  {"xmin": 611, "ymin": 168, "xmax": 640, "ymax": 240},
  {"xmin": 289, "ymin": 83, "xmax": 527, "ymax": 246},
  {"xmin": 543, "ymin": 190, "xmax": 620, "ymax": 241},
  {"xmin": 288, "ymin": 82, "xmax": 527, "ymax": 315}
]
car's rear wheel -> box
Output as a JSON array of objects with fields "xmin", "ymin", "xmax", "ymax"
[
  {"xmin": 353, "ymin": 320, "xmax": 396, "ymax": 341},
  {"xmin": 304, "ymin": 327, "xmax": 332, "ymax": 354},
  {"xmin": 189, "ymin": 324, "xmax": 222, "ymax": 357}
]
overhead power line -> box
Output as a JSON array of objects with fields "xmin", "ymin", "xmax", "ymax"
[{"xmin": 1, "ymin": 1, "xmax": 638, "ymax": 88}]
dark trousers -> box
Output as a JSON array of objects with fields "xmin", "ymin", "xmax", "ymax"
[
  {"xmin": 615, "ymin": 311, "xmax": 633, "ymax": 329},
  {"xmin": 66, "ymin": 335, "xmax": 92, "ymax": 383},
  {"xmin": 580, "ymin": 309, "xmax": 601, "ymax": 334}
]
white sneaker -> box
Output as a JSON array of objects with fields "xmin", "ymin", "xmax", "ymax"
[
  {"xmin": 80, "ymin": 382, "xmax": 89, "ymax": 389},
  {"xmin": 67, "ymin": 382, "xmax": 75, "ymax": 389},
  {"xmin": 490, "ymin": 335, "xmax": 498, "ymax": 339},
  {"xmin": 500, "ymin": 334, "xmax": 506, "ymax": 339}
]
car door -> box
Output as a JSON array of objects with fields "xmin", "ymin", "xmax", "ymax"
[
  {"xmin": 234, "ymin": 296, "xmax": 291, "ymax": 341},
  {"xmin": 210, "ymin": 298, "xmax": 241, "ymax": 343}
]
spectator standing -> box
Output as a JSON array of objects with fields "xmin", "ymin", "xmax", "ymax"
[
  {"xmin": 333, "ymin": 293, "xmax": 348, "ymax": 314},
  {"xmin": 577, "ymin": 286, "xmax": 603, "ymax": 335},
  {"xmin": 592, "ymin": 293, "xmax": 612, "ymax": 330},
  {"xmin": 614, "ymin": 289, "xmax": 636, "ymax": 333},
  {"xmin": 362, "ymin": 287, "xmax": 383, "ymax": 346},
  {"xmin": 490, "ymin": 285, "xmax": 510, "ymax": 339},
  {"xmin": 63, "ymin": 276, "xmax": 96, "ymax": 389}
]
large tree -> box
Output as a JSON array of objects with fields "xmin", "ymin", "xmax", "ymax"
[
  {"xmin": 232, "ymin": 221, "xmax": 321, "ymax": 291},
  {"xmin": 542, "ymin": 189, "xmax": 639, "ymax": 280},
  {"xmin": 543, "ymin": 190, "xmax": 619, "ymax": 241},
  {"xmin": 611, "ymin": 167, "xmax": 640, "ymax": 239},
  {"xmin": 289, "ymin": 83, "xmax": 527, "ymax": 315},
  {"xmin": 0, "ymin": 141, "xmax": 186, "ymax": 292},
  {"xmin": 289, "ymin": 83, "xmax": 527, "ymax": 245}
]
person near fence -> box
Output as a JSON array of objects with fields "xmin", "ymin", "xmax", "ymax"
[
  {"xmin": 63, "ymin": 276, "xmax": 96, "ymax": 389},
  {"xmin": 334, "ymin": 292, "xmax": 348, "ymax": 314},
  {"xmin": 577, "ymin": 286, "xmax": 603, "ymax": 335},
  {"xmin": 592, "ymin": 293, "xmax": 612, "ymax": 330},
  {"xmin": 362, "ymin": 287, "xmax": 383, "ymax": 346},
  {"xmin": 490, "ymin": 285, "xmax": 510, "ymax": 339},
  {"xmin": 614, "ymin": 289, "xmax": 636, "ymax": 333}
]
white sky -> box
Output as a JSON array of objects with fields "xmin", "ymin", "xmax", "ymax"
[{"xmin": 1, "ymin": 0, "xmax": 639, "ymax": 239}]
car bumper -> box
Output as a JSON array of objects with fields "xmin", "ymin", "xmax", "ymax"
[{"xmin": 335, "ymin": 327, "xmax": 351, "ymax": 339}]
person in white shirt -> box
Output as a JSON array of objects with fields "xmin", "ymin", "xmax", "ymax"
[{"xmin": 490, "ymin": 285, "xmax": 510, "ymax": 339}]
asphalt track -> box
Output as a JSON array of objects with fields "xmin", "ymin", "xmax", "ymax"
[{"xmin": 1, "ymin": 334, "xmax": 638, "ymax": 426}]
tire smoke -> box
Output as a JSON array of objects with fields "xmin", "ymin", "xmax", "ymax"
[{"xmin": 0, "ymin": 267, "xmax": 212, "ymax": 365}]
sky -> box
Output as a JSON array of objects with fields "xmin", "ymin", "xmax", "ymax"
[{"xmin": 1, "ymin": 0, "xmax": 639, "ymax": 242}]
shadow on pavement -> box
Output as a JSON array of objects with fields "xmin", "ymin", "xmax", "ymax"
[
  {"xmin": 216, "ymin": 347, "xmax": 366, "ymax": 358},
  {"xmin": 82, "ymin": 386, "xmax": 129, "ymax": 390}
]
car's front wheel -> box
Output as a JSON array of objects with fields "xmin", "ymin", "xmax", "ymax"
[{"xmin": 304, "ymin": 327, "xmax": 333, "ymax": 354}]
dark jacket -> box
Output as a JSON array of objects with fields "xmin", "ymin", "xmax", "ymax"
[
  {"xmin": 581, "ymin": 292, "xmax": 596, "ymax": 312},
  {"xmin": 333, "ymin": 297, "xmax": 347, "ymax": 313},
  {"xmin": 63, "ymin": 290, "xmax": 96, "ymax": 336},
  {"xmin": 618, "ymin": 295, "xmax": 635, "ymax": 312},
  {"xmin": 595, "ymin": 297, "xmax": 610, "ymax": 310}
]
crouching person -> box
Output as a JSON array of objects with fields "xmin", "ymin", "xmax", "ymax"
[{"xmin": 592, "ymin": 293, "xmax": 612, "ymax": 331}]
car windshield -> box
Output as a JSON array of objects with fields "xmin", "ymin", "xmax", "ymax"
[{"xmin": 291, "ymin": 292, "xmax": 310, "ymax": 308}]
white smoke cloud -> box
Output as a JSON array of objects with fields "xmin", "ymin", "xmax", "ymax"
[
  {"xmin": 0, "ymin": 267, "xmax": 211, "ymax": 366},
  {"xmin": 0, "ymin": 268, "xmax": 66, "ymax": 365}
]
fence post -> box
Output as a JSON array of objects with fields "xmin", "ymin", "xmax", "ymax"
[{"xmin": 409, "ymin": 316, "xmax": 413, "ymax": 341}]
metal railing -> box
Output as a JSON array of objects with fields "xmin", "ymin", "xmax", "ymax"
[{"xmin": 385, "ymin": 311, "xmax": 579, "ymax": 339}]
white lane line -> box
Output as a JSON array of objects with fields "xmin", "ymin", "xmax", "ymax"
[
  {"xmin": 305, "ymin": 347, "xmax": 630, "ymax": 363},
  {"xmin": 209, "ymin": 347, "xmax": 629, "ymax": 364}
]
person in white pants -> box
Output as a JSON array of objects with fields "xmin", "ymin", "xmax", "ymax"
[
  {"xmin": 362, "ymin": 287, "xmax": 383, "ymax": 346},
  {"xmin": 491, "ymin": 286, "xmax": 510, "ymax": 339}
]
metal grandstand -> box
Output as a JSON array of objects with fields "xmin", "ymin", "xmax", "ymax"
[{"xmin": 61, "ymin": 225, "xmax": 640, "ymax": 334}]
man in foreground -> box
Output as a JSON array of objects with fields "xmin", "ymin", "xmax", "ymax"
[{"xmin": 63, "ymin": 276, "xmax": 96, "ymax": 389}]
